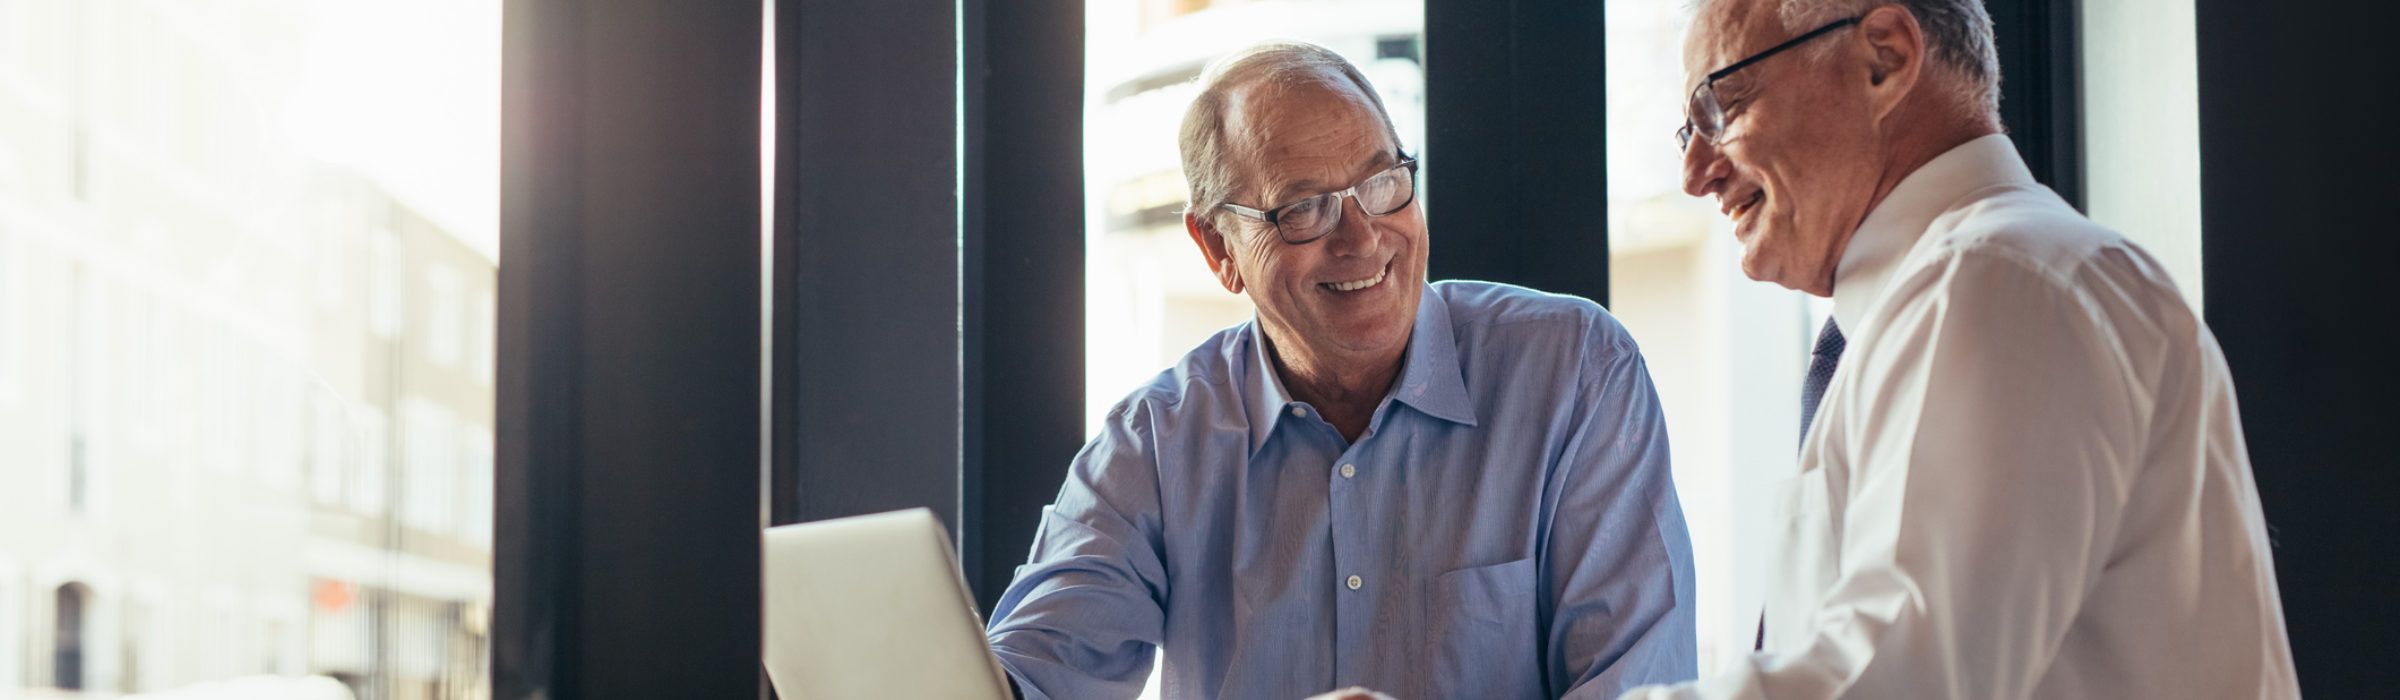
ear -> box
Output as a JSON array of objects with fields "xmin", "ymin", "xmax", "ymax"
[
  {"xmin": 1186, "ymin": 211, "xmax": 1245, "ymax": 294},
  {"xmin": 1856, "ymin": 4, "xmax": 1926, "ymax": 122}
]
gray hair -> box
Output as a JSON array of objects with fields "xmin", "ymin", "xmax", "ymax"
[
  {"xmin": 1178, "ymin": 41, "xmax": 1403, "ymax": 233},
  {"xmin": 1792, "ymin": 1, "xmax": 1997, "ymax": 114},
  {"xmin": 1702, "ymin": 0, "xmax": 2000, "ymax": 117}
]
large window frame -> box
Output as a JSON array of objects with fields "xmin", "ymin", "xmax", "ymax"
[{"xmin": 491, "ymin": 1, "xmax": 2103, "ymax": 697}]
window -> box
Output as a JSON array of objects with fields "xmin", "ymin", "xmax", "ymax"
[
  {"xmin": 0, "ymin": 559, "xmax": 21, "ymax": 689},
  {"xmin": 124, "ymin": 583, "xmax": 171, "ymax": 693},
  {"xmin": 310, "ymin": 389, "xmax": 350, "ymax": 505},
  {"xmin": 370, "ymin": 227, "xmax": 404, "ymax": 340},
  {"xmin": 1085, "ymin": 3, "xmax": 1425, "ymax": 696},
  {"xmin": 460, "ymin": 422, "xmax": 496, "ymax": 546},
  {"xmin": 54, "ymin": 582, "xmax": 90, "ymax": 690},
  {"xmin": 316, "ymin": 200, "xmax": 355, "ymax": 310},
  {"xmin": 402, "ymin": 397, "xmax": 459, "ymax": 535},
  {"xmin": 426, "ymin": 262, "xmax": 464, "ymax": 368},
  {"xmin": 2081, "ymin": 0, "xmax": 2203, "ymax": 297},
  {"xmin": 352, "ymin": 404, "xmax": 390, "ymax": 517},
  {"xmin": 472, "ymin": 289, "xmax": 496, "ymax": 387},
  {"xmin": 258, "ymin": 369, "xmax": 306, "ymax": 490},
  {"xmin": 1605, "ymin": 0, "xmax": 1820, "ymax": 674},
  {"xmin": 120, "ymin": 599, "xmax": 147, "ymax": 691},
  {"xmin": 0, "ymin": 234, "xmax": 19, "ymax": 409},
  {"xmin": 0, "ymin": 3, "xmax": 499, "ymax": 697}
]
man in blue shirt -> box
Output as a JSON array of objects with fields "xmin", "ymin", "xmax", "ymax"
[{"xmin": 985, "ymin": 40, "xmax": 1695, "ymax": 700}]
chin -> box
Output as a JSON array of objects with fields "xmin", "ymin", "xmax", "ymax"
[{"xmin": 1736, "ymin": 249, "xmax": 1777, "ymax": 286}]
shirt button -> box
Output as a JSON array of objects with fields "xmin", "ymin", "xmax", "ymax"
[
  {"xmin": 1340, "ymin": 463, "xmax": 1357, "ymax": 478},
  {"xmin": 1291, "ymin": 406, "xmax": 1306, "ymax": 418},
  {"xmin": 1346, "ymin": 575, "xmax": 1363, "ymax": 590}
]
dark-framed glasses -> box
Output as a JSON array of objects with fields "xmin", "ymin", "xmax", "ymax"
[
  {"xmin": 1220, "ymin": 159, "xmax": 1418, "ymax": 245},
  {"xmin": 1677, "ymin": 16, "xmax": 1861, "ymax": 151}
]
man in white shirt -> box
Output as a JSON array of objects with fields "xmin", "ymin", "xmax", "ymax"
[{"xmin": 1623, "ymin": 0, "xmax": 2303, "ymax": 697}]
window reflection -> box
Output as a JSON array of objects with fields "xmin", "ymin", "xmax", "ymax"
[{"xmin": 1605, "ymin": 0, "xmax": 1824, "ymax": 675}]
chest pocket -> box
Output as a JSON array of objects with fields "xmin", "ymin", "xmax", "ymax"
[{"xmin": 1421, "ymin": 557, "xmax": 1542, "ymax": 700}]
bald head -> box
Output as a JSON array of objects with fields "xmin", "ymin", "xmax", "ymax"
[{"xmin": 1691, "ymin": 0, "xmax": 2000, "ymax": 122}]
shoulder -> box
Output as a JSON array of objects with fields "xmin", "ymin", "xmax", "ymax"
[
  {"xmin": 1097, "ymin": 321, "xmax": 1253, "ymax": 439},
  {"xmin": 1880, "ymin": 185, "xmax": 2198, "ymax": 360},
  {"xmin": 1432, "ymin": 279, "xmax": 1638, "ymax": 355},
  {"xmin": 1925, "ymin": 185, "xmax": 2114, "ymax": 278},
  {"xmin": 1919, "ymin": 184, "xmax": 2184, "ymax": 297}
]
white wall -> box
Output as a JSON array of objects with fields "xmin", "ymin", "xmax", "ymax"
[{"xmin": 2082, "ymin": 0, "xmax": 2205, "ymax": 304}]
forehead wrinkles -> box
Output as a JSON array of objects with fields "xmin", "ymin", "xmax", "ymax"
[
  {"xmin": 1223, "ymin": 75, "xmax": 1386, "ymax": 203},
  {"xmin": 1685, "ymin": 0, "xmax": 1783, "ymax": 87}
]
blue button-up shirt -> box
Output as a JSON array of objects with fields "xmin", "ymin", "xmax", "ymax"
[{"xmin": 987, "ymin": 281, "xmax": 1695, "ymax": 700}]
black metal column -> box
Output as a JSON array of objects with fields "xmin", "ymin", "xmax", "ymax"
[
  {"xmin": 1423, "ymin": 0, "xmax": 1611, "ymax": 306},
  {"xmin": 960, "ymin": 0, "xmax": 1087, "ymax": 611},
  {"xmin": 495, "ymin": 0, "xmax": 763, "ymax": 698},
  {"xmin": 777, "ymin": 0, "xmax": 965, "ymax": 532},
  {"xmin": 771, "ymin": 0, "xmax": 1085, "ymax": 613},
  {"xmin": 1989, "ymin": 0, "xmax": 2084, "ymax": 210},
  {"xmin": 2196, "ymin": 0, "xmax": 2400, "ymax": 696}
]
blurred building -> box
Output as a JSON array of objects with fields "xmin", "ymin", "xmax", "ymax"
[{"xmin": 0, "ymin": 1, "xmax": 493, "ymax": 699}]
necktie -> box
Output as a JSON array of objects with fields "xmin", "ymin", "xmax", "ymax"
[
  {"xmin": 1799, "ymin": 317, "xmax": 1846, "ymax": 444},
  {"xmin": 1764, "ymin": 317, "xmax": 1847, "ymax": 650}
]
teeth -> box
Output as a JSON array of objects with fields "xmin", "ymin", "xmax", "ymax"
[
  {"xmin": 1328, "ymin": 265, "xmax": 1387, "ymax": 292},
  {"xmin": 1732, "ymin": 192, "xmax": 1763, "ymax": 221}
]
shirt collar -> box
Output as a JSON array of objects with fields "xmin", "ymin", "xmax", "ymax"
[
  {"xmin": 1832, "ymin": 134, "xmax": 2034, "ymax": 332},
  {"xmin": 1244, "ymin": 284, "xmax": 1479, "ymax": 456}
]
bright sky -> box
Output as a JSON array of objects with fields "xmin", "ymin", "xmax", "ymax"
[{"xmin": 287, "ymin": 0, "xmax": 501, "ymax": 262}]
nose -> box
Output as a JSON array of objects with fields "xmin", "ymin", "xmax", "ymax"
[
  {"xmin": 1319, "ymin": 194, "xmax": 1380, "ymax": 258},
  {"xmin": 1681, "ymin": 136, "xmax": 1731, "ymax": 198}
]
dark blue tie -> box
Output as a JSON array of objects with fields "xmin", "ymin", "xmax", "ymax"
[
  {"xmin": 1799, "ymin": 317, "xmax": 1846, "ymax": 444},
  {"xmin": 1763, "ymin": 317, "xmax": 1847, "ymax": 650}
]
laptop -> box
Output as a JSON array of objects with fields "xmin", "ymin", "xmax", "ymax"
[{"xmin": 762, "ymin": 508, "xmax": 1015, "ymax": 700}]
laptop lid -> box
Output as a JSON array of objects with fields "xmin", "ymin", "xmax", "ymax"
[{"xmin": 762, "ymin": 508, "xmax": 1013, "ymax": 700}]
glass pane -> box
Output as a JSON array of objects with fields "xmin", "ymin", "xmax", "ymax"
[
  {"xmin": 0, "ymin": 1, "xmax": 497, "ymax": 698},
  {"xmin": 1083, "ymin": 1, "xmax": 1424, "ymax": 696},
  {"xmin": 1604, "ymin": 0, "xmax": 1825, "ymax": 675}
]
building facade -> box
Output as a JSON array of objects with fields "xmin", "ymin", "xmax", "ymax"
[{"xmin": 0, "ymin": 2, "xmax": 494, "ymax": 699}]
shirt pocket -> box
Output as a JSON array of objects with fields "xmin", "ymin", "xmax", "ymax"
[{"xmin": 1421, "ymin": 557, "xmax": 1542, "ymax": 700}]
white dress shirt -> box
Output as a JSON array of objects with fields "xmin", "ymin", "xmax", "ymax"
[{"xmin": 1624, "ymin": 135, "xmax": 2299, "ymax": 699}]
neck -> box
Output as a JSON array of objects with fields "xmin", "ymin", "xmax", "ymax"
[
  {"xmin": 1263, "ymin": 330, "xmax": 1404, "ymax": 443},
  {"xmin": 1862, "ymin": 110, "xmax": 2001, "ymax": 228}
]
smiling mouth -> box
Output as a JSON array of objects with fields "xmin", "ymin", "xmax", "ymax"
[
  {"xmin": 1323, "ymin": 262, "xmax": 1390, "ymax": 293},
  {"xmin": 1728, "ymin": 190, "xmax": 1765, "ymax": 222}
]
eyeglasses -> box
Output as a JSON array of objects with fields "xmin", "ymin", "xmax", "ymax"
[
  {"xmin": 1677, "ymin": 16, "xmax": 1861, "ymax": 151},
  {"xmin": 1220, "ymin": 159, "xmax": 1418, "ymax": 245}
]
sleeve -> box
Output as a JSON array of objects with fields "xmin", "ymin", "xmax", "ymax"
[
  {"xmin": 1551, "ymin": 329, "xmax": 1702, "ymax": 699},
  {"xmin": 985, "ymin": 400, "xmax": 1173, "ymax": 700},
  {"xmin": 1618, "ymin": 251, "xmax": 2146, "ymax": 699}
]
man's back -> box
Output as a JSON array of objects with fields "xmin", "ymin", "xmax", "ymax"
[
  {"xmin": 1925, "ymin": 185, "xmax": 2296, "ymax": 698},
  {"xmin": 1771, "ymin": 155, "xmax": 2299, "ymax": 697}
]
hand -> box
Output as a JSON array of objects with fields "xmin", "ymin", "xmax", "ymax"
[{"xmin": 1304, "ymin": 687, "xmax": 1398, "ymax": 700}]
